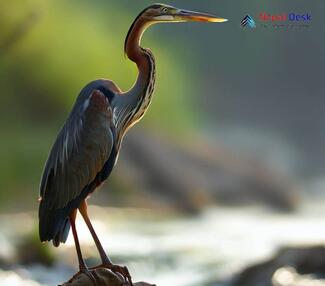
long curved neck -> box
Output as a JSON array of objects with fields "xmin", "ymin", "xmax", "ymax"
[
  {"xmin": 124, "ymin": 17, "xmax": 153, "ymax": 96},
  {"xmin": 113, "ymin": 16, "xmax": 156, "ymax": 144}
]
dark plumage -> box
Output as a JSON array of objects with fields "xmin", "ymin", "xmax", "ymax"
[
  {"xmin": 38, "ymin": 3, "xmax": 226, "ymax": 283},
  {"xmin": 39, "ymin": 80, "xmax": 117, "ymax": 246}
]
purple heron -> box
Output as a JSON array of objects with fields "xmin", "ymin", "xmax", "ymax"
[{"xmin": 38, "ymin": 3, "xmax": 227, "ymax": 284}]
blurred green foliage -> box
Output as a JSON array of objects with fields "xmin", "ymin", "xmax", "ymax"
[{"xmin": 0, "ymin": 0, "xmax": 199, "ymax": 210}]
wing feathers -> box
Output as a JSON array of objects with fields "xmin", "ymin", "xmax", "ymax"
[{"xmin": 40, "ymin": 89, "xmax": 114, "ymax": 210}]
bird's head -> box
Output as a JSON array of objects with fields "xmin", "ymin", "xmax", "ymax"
[
  {"xmin": 140, "ymin": 3, "xmax": 228, "ymax": 24},
  {"xmin": 125, "ymin": 4, "xmax": 227, "ymax": 57}
]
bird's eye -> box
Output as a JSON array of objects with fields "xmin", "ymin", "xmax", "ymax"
[{"xmin": 161, "ymin": 7, "xmax": 168, "ymax": 14}]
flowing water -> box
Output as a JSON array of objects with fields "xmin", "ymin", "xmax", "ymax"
[{"xmin": 1, "ymin": 185, "xmax": 325, "ymax": 286}]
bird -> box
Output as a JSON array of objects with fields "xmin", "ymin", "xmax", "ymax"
[{"xmin": 38, "ymin": 3, "xmax": 227, "ymax": 284}]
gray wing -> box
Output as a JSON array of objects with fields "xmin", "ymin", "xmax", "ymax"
[{"xmin": 40, "ymin": 90, "xmax": 114, "ymax": 210}]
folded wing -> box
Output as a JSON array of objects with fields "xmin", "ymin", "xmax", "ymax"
[{"xmin": 39, "ymin": 90, "xmax": 115, "ymax": 210}]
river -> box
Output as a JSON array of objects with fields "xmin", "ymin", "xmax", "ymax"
[{"xmin": 1, "ymin": 191, "xmax": 325, "ymax": 286}]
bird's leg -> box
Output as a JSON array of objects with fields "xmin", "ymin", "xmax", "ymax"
[
  {"xmin": 79, "ymin": 199, "xmax": 112, "ymax": 265},
  {"xmin": 70, "ymin": 209, "xmax": 87, "ymax": 269},
  {"xmin": 69, "ymin": 209, "xmax": 96, "ymax": 284},
  {"xmin": 79, "ymin": 200, "xmax": 133, "ymax": 286}
]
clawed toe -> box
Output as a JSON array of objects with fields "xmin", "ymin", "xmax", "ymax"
[
  {"xmin": 112, "ymin": 265, "xmax": 133, "ymax": 285},
  {"xmin": 80, "ymin": 267, "xmax": 97, "ymax": 285},
  {"xmin": 95, "ymin": 263, "xmax": 133, "ymax": 286}
]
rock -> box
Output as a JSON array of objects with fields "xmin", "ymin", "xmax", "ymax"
[
  {"xmin": 60, "ymin": 267, "xmax": 155, "ymax": 286},
  {"xmin": 232, "ymin": 245, "xmax": 325, "ymax": 286}
]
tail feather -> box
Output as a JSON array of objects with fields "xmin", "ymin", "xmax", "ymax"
[
  {"xmin": 39, "ymin": 202, "xmax": 71, "ymax": 247},
  {"xmin": 39, "ymin": 183, "xmax": 93, "ymax": 247},
  {"xmin": 53, "ymin": 218, "xmax": 70, "ymax": 247}
]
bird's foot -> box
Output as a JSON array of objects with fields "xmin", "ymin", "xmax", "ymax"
[
  {"xmin": 93, "ymin": 263, "xmax": 133, "ymax": 286},
  {"xmin": 70, "ymin": 266, "xmax": 96, "ymax": 285}
]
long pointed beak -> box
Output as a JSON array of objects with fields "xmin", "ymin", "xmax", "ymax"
[{"xmin": 175, "ymin": 9, "xmax": 228, "ymax": 23}]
